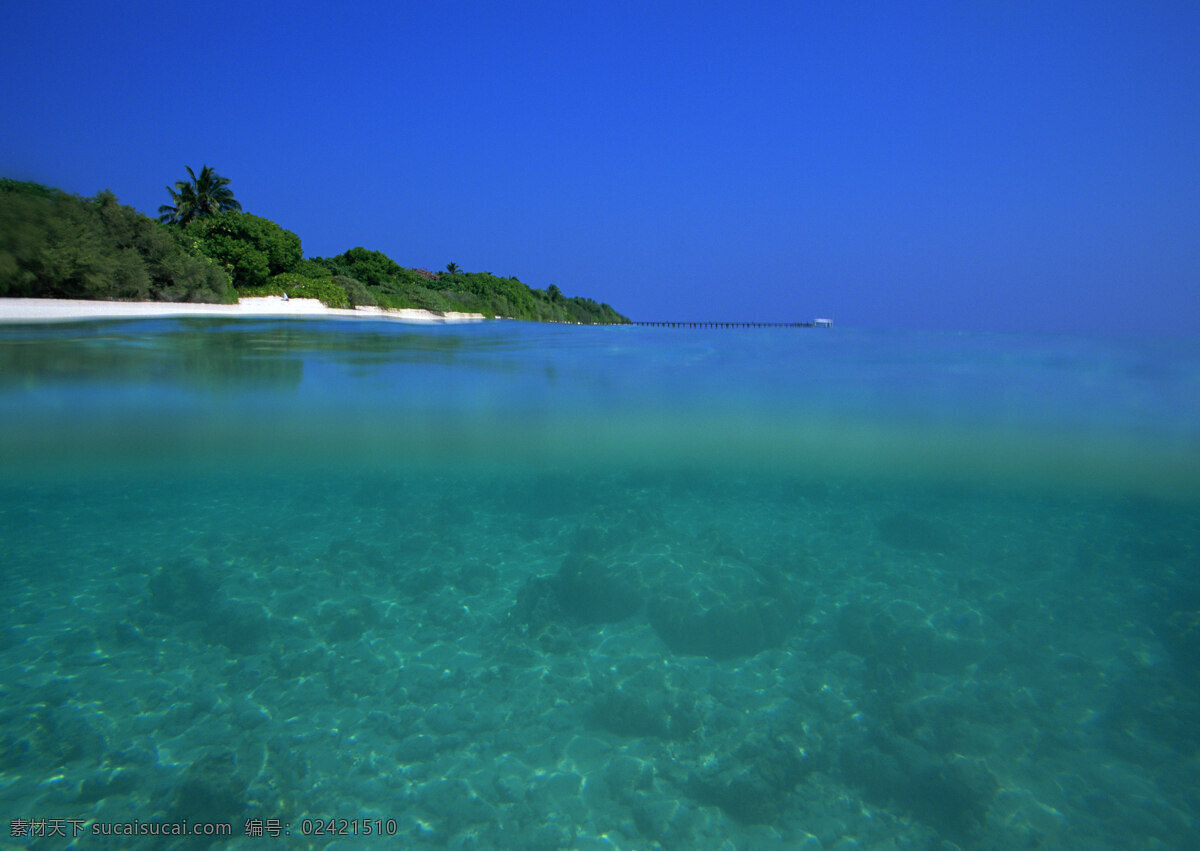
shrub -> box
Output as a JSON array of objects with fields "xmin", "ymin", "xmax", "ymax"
[
  {"xmin": 334, "ymin": 275, "xmax": 376, "ymax": 308},
  {"xmin": 324, "ymin": 247, "xmax": 405, "ymax": 286},
  {"xmin": 185, "ymin": 212, "xmax": 302, "ymax": 288},
  {"xmin": 269, "ymin": 273, "xmax": 349, "ymax": 308},
  {"xmin": 294, "ymin": 257, "xmax": 333, "ymax": 278},
  {"xmin": 0, "ymin": 182, "xmax": 232, "ymax": 302}
]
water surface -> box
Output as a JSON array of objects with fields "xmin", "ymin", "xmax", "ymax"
[{"xmin": 1, "ymin": 319, "xmax": 1197, "ymax": 848}]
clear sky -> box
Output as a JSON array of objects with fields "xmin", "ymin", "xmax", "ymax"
[{"xmin": 3, "ymin": 1, "xmax": 1198, "ymax": 333}]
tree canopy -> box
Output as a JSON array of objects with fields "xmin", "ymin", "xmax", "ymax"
[
  {"xmin": 306, "ymin": 248, "xmax": 628, "ymax": 323},
  {"xmin": 0, "ymin": 179, "xmax": 232, "ymax": 302},
  {"xmin": 158, "ymin": 165, "xmax": 241, "ymax": 225},
  {"xmin": 3, "ymin": 172, "xmax": 629, "ymax": 322},
  {"xmin": 185, "ymin": 212, "xmax": 302, "ymax": 289}
]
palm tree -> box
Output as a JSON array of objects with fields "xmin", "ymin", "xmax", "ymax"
[
  {"xmin": 445, "ymin": 262, "xmax": 460, "ymax": 274},
  {"xmin": 158, "ymin": 165, "xmax": 241, "ymax": 225}
]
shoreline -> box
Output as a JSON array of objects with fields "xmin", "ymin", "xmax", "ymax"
[{"xmin": 0, "ymin": 296, "xmax": 487, "ymax": 324}]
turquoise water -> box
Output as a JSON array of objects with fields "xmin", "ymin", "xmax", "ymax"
[{"xmin": 1, "ymin": 318, "xmax": 1198, "ymax": 849}]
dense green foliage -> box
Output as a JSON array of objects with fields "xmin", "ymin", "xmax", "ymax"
[
  {"xmin": 0, "ymin": 179, "xmax": 232, "ymax": 302},
  {"xmin": 159, "ymin": 165, "xmax": 241, "ymax": 225},
  {"xmin": 185, "ymin": 212, "xmax": 303, "ymax": 289},
  {"xmin": 2, "ymin": 173, "xmax": 629, "ymax": 322},
  {"xmin": 235, "ymin": 246, "xmax": 628, "ymax": 322},
  {"xmin": 240, "ymin": 274, "xmax": 364, "ymax": 310},
  {"xmin": 304, "ymin": 248, "xmax": 628, "ymax": 322}
]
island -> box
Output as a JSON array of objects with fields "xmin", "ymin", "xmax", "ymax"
[{"xmin": 0, "ymin": 170, "xmax": 629, "ymax": 325}]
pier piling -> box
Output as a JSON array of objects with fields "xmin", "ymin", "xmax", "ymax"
[{"xmin": 630, "ymin": 321, "xmax": 817, "ymax": 328}]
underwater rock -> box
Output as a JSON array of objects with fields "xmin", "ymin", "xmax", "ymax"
[
  {"xmin": 648, "ymin": 594, "xmax": 793, "ymax": 659},
  {"xmin": 1099, "ymin": 667, "xmax": 1200, "ymax": 765},
  {"xmin": 321, "ymin": 599, "xmax": 383, "ymax": 644},
  {"xmin": 397, "ymin": 565, "xmax": 448, "ymax": 598},
  {"xmin": 601, "ymin": 755, "xmax": 656, "ymax": 801},
  {"xmin": 76, "ymin": 766, "xmax": 141, "ymax": 804},
  {"xmin": 31, "ymin": 704, "xmax": 107, "ymax": 768},
  {"xmin": 204, "ymin": 599, "xmax": 270, "ymax": 655},
  {"xmin": 569, "ymin": 523, "xmax": 622, "ymax": 555},
  {"xmin": 536, "ymin": 623, "xmax": 576, "ymax": 655},
  {"xmin": 876, "ymin": 511, "xmax": 955, "ymax": 553},
  {"xmin": 148, "ymin": 558, "xmax": 221, "ymax": 619},
  {"xmin": 839, "ymin": 728, "xmax": 997, "ymax": 842},
  {"xmin": 0, "ymin": 733, "xmax": 32, "ymax": 771},
  {"xmin": 508, "ymin": 575, "xmax": 564, "ymax": 632},
  {"xmin": 1142, "ymin": 572, "xmax": 1200, "ymax": 682},
  {"xmin": 415, "ymin": 778, "xmax": 496, "ymax": 828},
  {"xmin": 146, "ymin": 558, "xmax": 272, "ymax": 655},
  {"xmin": 395, "ymin": 733, "xmax": 440, "ymax": 763},
  {"xmin": 552, "ymin": 553, "xmax": 643, "ymax": 623},
  {"xmin": 686, "ymin": 732, "xmax": 809, "ymax": 824},
  {"xmin": 508, "ymin": 553, "xmax": 643, "ymax": 633},
  {"xmin": 836, "ymin": 601, "xmax": 982, "ymax": 687},
  {"xmin": 631, "ymin": 794, "xmax": 699, "ymax": 845},
  {"xmin": 172, "ymin": 749, "xmax": 248, "ymax": 825},
  {"xmin": 587, "ymin": 688, "xmax": 698, "ymax": 740}
]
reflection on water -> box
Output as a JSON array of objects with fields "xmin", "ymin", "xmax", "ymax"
[
  {"xmin": 0, "ymin": 318, "xmax": 306, "ymax": 390},
  {"xmin": 1, "ymin": 319, "xmax": 1196, "ymax": 499}
]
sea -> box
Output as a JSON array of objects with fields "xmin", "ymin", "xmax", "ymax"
[{"xmin": 0, "ymin": 317, "xmax": 1197, "ymax": 850}]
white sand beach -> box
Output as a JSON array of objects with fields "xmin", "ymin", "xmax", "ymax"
[{"xmin": 0, "ymin": 296, "xmax": 487, "ymax": 324}]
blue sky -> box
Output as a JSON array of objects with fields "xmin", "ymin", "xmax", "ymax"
[{"xmin": 3, "ymin": 0, "xmax": 1198, "ymax": 333}]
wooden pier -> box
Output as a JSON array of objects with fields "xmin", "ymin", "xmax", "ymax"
[{"xmin": 630, "ymin": 320, "xmax": 817, "ymax": 328}]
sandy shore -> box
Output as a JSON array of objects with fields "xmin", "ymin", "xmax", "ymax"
[{"xmin": 0, "ymin": 297, "xmax": 487, "ymax": 324}]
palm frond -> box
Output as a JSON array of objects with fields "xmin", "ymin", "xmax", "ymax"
[{"xmin": 160, "ymin": 165, "xmax": 241, "ymax": 224}]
